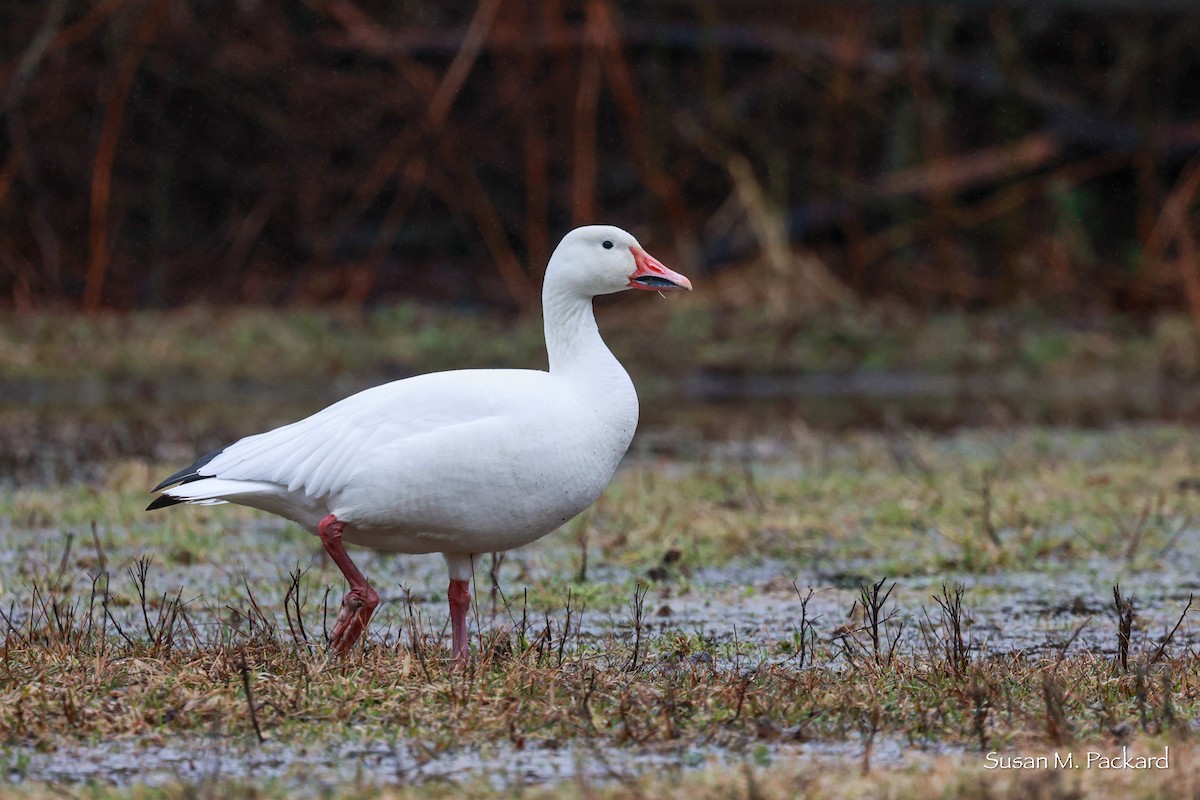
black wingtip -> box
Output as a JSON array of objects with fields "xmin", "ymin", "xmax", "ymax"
[
  {"xmin": 151, "ymin": 447, "xmax": 225, "ymax": 492},
  {"xmin": 146, "ymin": 494, "xmax": 183, "ymax": 511}
]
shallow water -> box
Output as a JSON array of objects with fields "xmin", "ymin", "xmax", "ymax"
[
  {"xmin": 4, "ymin": 512, "xmax": 1196, "ymax": 792},
  {"xmin": 6, "ymin": 364, "xmax": 1200, "ymax": 484},
  {"xmin": 6, "ymin": 733, "xmax": 954, "ymax": 794},
  {"xmin": 5, "ymin": 523, "xmax": 1196, "ymax": 670},
  {"xmin": 4, "ymin": 377, "xmax": 1200, "ymax": 791}
]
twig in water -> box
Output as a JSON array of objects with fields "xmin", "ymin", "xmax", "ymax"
[
  {"xmin": 90, "ymin": 520, "xmax": 106, "ymax": 573},
  {"xmin": 791, "ymin": 582, "xmax": 820, "ymax": 668},
  {"xmin": 858, "ymin": 578, "xmax": 901, "ymax": 665},
  {"xmin": 283, "ymin": 566, "xmax": 310, "ymax": 646},
  {"xmin": 240, "ymin": 575, "xmax": 277, "ymax": 643},
  {"xmin": 558, "ymin": 588, "xmax": 575, "ymax": 669},
  {"xmin": 1149, "ymin": 593, "xmax": 1193, "ymax": 666},
  {"xmin": 321, "ymin": 586, "xmax": 332, "ymax": 647},
  {"xmin": 930, "ymin": 582, "xmax": 970, "ymax": 677},
  {"xmin": 128, "ymin": 556, "xmax": 154, "ymax": 641},
  {"xmin": 489, "ymin": 551, "xmax": 506, "ymax": 614},
  {"xmin": 1054, "ymin": 617, "xmax": 1092, "ymax": 666},
  {"xmin": 1113, "ymin": 584, "xmax": 1134, "ymax": 673},
  {"xmin": 625, "ymin": 583, "xmax": 649, "ymax": 673},
  {"xmin": 52, "ymin": 532, "xmax": 74, "ymax": 591}
]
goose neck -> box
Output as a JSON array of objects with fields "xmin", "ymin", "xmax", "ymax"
[{"xmin": 542, "ymin": 282, "xmax": 614, "ymax": 377}]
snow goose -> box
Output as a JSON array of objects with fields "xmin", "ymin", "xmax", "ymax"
[{"xmin": 148, "ymin": 225, "xmax": 692, "ymax": 661}]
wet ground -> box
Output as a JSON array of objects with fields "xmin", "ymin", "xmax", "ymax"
[
  {"xmin": 8, "ymin": 734, "xmax": 953, "ymax": 794},
  {"xmin": 7, "ymin": 472, "xmax": 1199, "ymax": 664},
  {"xmin": 3, "ymin": 554, "xmax": 1196, "ymax": 793},
  {"xmin": 10, "ymin": 529, "xmax": 1197, "ymax": 668},
  {"xmin": 3, "ymin": 513, "xmax": 1198, "ymax": 793},
  {"xmin": 7, "ymin": 362, "xmax": 1200, "ymax": 483},
  {"xmin": 3, "ymin": 377, "xmax": 1200, "ymax": 792}
]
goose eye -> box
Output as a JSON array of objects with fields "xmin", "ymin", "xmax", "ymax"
[{"xmin": 602, "ymin": 240, "xmax": 613, "ymax": 250}]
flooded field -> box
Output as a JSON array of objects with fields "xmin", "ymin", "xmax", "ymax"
[
  {"xmin": 15, "ymin": 731, "xmax": 954, "ymax": 795},
  {"xmin": 8, "ymin": 360, "xmax": 1200, "ymax": 483},
  {"xmin": 2, "ymin": 374, "xmax": 1200, "ymax": 798}
]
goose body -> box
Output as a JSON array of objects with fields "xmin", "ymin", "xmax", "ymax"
[
  {"xmin": 164, "ymin": 366, "xmax": 636, "ymax": 554},
  {"xmin": 149, "ymin": 225, "xmax": 692, "ymax": 659}
]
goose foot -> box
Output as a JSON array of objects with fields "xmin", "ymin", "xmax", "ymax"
[{"xmin": 318, "ymin": 514, "xmax": 379, "ymax": 654}]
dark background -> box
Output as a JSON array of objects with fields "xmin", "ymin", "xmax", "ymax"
[{"xmin": 4, "ymin": 0, "xmax": 1200, "ymax": 316}]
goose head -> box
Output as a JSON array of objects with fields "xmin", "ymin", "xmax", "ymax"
[{"xmin": 547, "ymin": 225, "xmax": 692, "ymax": 298}]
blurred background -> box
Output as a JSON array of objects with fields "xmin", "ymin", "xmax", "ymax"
[
  {"xmin": 6, "ymin": 0, "xmax": 1200, "ymax": 478},
  {"xmin": 6, "ymin": 0, "xmax": 1200, "ymax": 314}
]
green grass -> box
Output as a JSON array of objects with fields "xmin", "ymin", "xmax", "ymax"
[
  {"xmin": 4, "ymin": 302, "xmax": 1199, "ymax": 384},
  {"xmin": 5, "ymin": 425, "xmax": 1200, "ymax": 604}
]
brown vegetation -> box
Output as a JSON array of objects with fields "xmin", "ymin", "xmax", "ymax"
[
  {"xmin": 3, "ymin": 2, "xmax": 1200, "ymax": 315},
  {"xmin": 2, "ymin": 556, "xmax": 1196, "ymax": 756},
  {"xmin": 3, "ymin": 422, "xmax": 1200, "ymax": 793}
]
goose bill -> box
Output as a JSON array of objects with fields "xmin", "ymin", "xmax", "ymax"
[{"xmin": 628, "ymin": 247, "xmax": 692, "ymax": 291}]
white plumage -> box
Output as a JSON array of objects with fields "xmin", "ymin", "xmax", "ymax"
[{"xmin": 149, "ymin": 225, "xmax": 692, "ymax": 660}]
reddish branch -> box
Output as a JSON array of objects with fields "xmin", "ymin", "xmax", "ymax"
[
  {"xmin": 1, "ymin": 5, "xmax": 1200, "ymax": 312},
  {"xmin": 83, "ymin": 0, "xmax": 168, "ymax": 311}
]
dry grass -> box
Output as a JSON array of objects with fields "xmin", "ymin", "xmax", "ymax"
[{"xmin": 0, "ymin": 538, "xmax": 1196, "ymax": 758}]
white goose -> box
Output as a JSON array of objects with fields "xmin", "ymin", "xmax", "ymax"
[{"xmin": 148, "ymin": 225, "xmax": 692, "ymax": 660}]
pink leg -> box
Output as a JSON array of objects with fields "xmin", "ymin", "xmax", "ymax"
[
  {"xmin": 318, "ymin": 514, "xmax": 379, "ymax": 654},
  {"xmin": 448, "ymin": 578, "xmax": 471, "ymax": 663}
]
